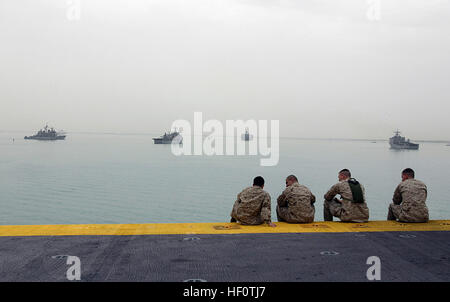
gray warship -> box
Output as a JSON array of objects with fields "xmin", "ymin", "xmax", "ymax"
[
  {"xmin": 153, "ymin": 129, "xmax": 182, "ymax": 144},
  {"xmin": 24, "ymin": 125, "xmax": 66, "ymax": 140},
  {"xmin": 389, "ymin": 130, "xmax": 419, "ymax": 150},
  {"xmin": 241, "ymin": 128, "xmax": 253, "ymax": 141}
]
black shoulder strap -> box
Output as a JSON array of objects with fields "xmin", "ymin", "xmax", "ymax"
[{"xmin": 348, "ymin": 178, "xmax": 364, "ymax": 203}]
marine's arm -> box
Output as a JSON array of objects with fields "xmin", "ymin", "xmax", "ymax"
[
  {"xmin": 230, "ymin": 192, "xmax": 241, "ymax": 222},
  {"xmin": 261, "ymin": 194, "xmax": 276, "ymax": 227},
  {"xmin": 324, "ymin": 183, "xmax": 340, "ymax": 202},
  {"xmin": 277, "ymin": 189, "xmax": 288, "ymax": 207},
  {"xmin": 424, "ymin": 183, "xmax": 428, "ymax": 200},
  {"xmin": 392, "ymin": 185, "xmax": 402, "ymax": 205},
  {"xmin": 310, "ymin": 193, "xmax": 316, "ymax": 205}
]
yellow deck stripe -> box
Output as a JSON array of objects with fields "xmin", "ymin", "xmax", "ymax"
[{"xmin": 0, "ymin": 220, "xmax": 449, "ymax": 236}]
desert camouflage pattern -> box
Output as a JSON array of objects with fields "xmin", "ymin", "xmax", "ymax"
[
  {"xmin": 277, "ymin": 183, "xmax": 315, "ymax": 223},
  {"xmin": 230, "ymin": 186, "xmax": 272, "ymax": 225},
  {"xmin": 390, "ymin": 178, "xmax": 429, "ymax": 222},
  {"xmin": 324, "ymin": 180, "xmax": 369, "ymax": 222}
]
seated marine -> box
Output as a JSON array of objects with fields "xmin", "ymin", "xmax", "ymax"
[
  {"xmin": 387, "ymin": 168, "xmax": 429, "ymax": 223},
  {"xmin": 276, "ymin": 175, "xmax": 316, "ymax": 223},
  {"xmin": 323, "ymin": 169, "xmax": 369, "ymax": 222},
  {"xmin": 230, "ymin": 176, "xmax": 276, "ymax": 227}
]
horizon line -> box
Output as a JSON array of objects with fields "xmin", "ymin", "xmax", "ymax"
[{"xmin": 1, "ymin": 130, "xmax": 449, "ymax": 143}]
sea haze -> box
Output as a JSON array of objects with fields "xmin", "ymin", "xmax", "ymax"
[{"xmin": 0, "ymin": 132, "xmax": 449, "ymax": 225}]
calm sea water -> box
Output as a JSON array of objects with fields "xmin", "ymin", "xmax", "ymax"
[{"xmin": 1, "ymin": 132, "xmax": 449, "ymax": 225}]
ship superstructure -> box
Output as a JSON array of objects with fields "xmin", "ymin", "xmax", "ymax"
[
  {"xmin": 24, "ymin": 125, "xmax": 66, "ymax": 141},
  {"xmin": 153, "ymin": 129, "xmax": 182, "ymax": 144},
  {"xmin": 389, "ymin": 130, "xmax": 419, "ymax": 150}
]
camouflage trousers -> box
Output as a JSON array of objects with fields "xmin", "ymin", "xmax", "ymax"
[
  {"xmin": 276, "ymin": 205, "xmax": 314, "ymax": 223},
  {"xmin": 387, "ymin": 203, "xmax": 429, "ymax": 222},
  {"xmin": 323, "ymin": 198, "xmax": 343, "ymax": 221},
  {"xmin": 230, "ymin": 202, "xmax": 264, "ymax": 225},
  {"xmin": 387, "ymin": 203, "xmax": 401, "ymax": 221}
]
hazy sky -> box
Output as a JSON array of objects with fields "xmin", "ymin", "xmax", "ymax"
[{"xmin": 1, "ymin": 0, "xmax": 449, "ymax": 139}]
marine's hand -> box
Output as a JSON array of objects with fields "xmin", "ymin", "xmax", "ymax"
[{"xmin": 267, "ymin": 222, "xmax": 277, "ymax": 227}]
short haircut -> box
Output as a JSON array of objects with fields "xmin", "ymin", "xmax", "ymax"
[
  {"xmin": 286, "ymin": 175, "xmax": 298, "ymax": 182},
  {"xmin": 253, "ymin": 176, "xmax": 265, "ymax": 187},
  {"xmin": 339, "ymin": 169, "xmax": 351, "ymax": 178},
  {"xmin": 402, "ymin": 168, "xmax": 415, "ymax": 178}
]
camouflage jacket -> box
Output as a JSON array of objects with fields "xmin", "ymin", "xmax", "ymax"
[
  {"xmin": 231, "ymin": 186, "xmax": 272, "ymax": 225},
  {"xmin": 324, "ymin": 180, "xmax": 369, "ymax": 222},
  {"xmin": 393, "ymin": 178, "xmax": 429, "ymax": 222},
  {"xmin": 277, "ymin": 183, "xmax": 315, "ymax": 223}
]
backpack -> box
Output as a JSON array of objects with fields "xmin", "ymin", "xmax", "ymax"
[{"xmin": 348, "ymin": 178, "xmax": 364, "ymax": 203}]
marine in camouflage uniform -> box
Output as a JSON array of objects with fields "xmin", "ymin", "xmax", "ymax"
[
  {"xmin": 323, "ymin": 169, "xmax": 369, "ymax": 222},
  {"xmin": 276, "ymin": 175, "xmax": 316, "ymax": 223},
  {"xmin": 387, "ymin": 168, "xmax": 429, "ymax": 222},
  {"xmin": 230, "ymin": 176, "xmax": 273, "ymax": 226}
]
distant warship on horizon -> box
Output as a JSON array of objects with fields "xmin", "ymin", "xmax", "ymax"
[
  {"xmin": 389, "ymin": 130, "xmax": 419, "ymax": 150},
  {"xmin": 241, "ymin": 128, "xmax": 253, "ymax": 141},
  {"xmin": 153, "ymin": 128, "xmax": 183, "ymax": 144},
  {"xmin": 24, "ymin": 125, "xmax": 66, "ymax": 140}
]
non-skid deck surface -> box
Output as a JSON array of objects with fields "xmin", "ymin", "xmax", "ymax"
[{"xmin": 0, "ymin": 221, "xmax": 449, "ymax": 281}]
